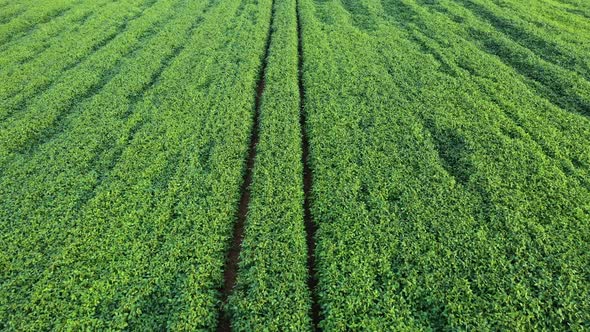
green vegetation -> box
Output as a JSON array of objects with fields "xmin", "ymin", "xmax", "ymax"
[
  {"xmin": 228, "ymin": 0, "xmax": 312, "ymax": 329},
  {"xmin": 0, "ymin": 0, "xmax": 79, "ymax": 45},
  {"xmin": 1, "ymin": 0, "xmax": 273, "ymax": 329},
  {"xmin": 300, "ymin": 0, "xmax": 590, "ymax": 329},
  {"xmin": 1, "ymin": 0, "xmax": 589, "ymax": 330}
]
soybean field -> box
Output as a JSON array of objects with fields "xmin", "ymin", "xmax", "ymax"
[{"xmin": 1, "ymin": 0, "xmax": 589, "ymax": 330}]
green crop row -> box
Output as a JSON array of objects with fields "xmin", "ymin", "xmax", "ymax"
[
  {"xmin": 0, "ymin": 0, "xmax": 215, "ymax": 327},
  {"xmin": 454, "ymin": 0, "xmax": 590, "ymax": 80},
  {"xmin": 300, "ymin": 0, "xmax": 590, "ymax": 329},
  {"xmin": 384, "ymin": 0, "xmax": 590, "ymax": 196},
  {"xmin": 445, "ymin": 0, "xmax": 590, "ymax": 116},
  {"xmin": 0, "ymin": 0, "xmax": 115, "ymax": 68},
  {"xmin": 0, "ymin": 0, "xmax": 191, "ymax": 162},
  {"xmin": 1, "ymin": 0, "xmax": 589, "ymax": 329},
  {"xmin": 0, "ymin": 0, "xmax": 274, "ymax": 328},
  {"xmin": 228, "ymin": 0, "xmax": 312, "ymax": 329},
  {"xmin": 0, "ymin": 0, "xmax": 81, "ymax": 45},
  {"xmin": 0, "ymin": 0, "xmax": 155, "ymax": 118},
  {"xmin": 0, "ymin": 2, "xmax": 25, "ymax": 24}
]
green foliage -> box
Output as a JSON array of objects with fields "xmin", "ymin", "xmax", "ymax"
[
  {"xmin": 228, "ymin": 0, "xmax": 312, "ymax": 330},
  {"xmin": 1, "ymin": 0, "xmax": 589, "ymax": 330},
  {"xmin": 0, "ymin": 0, "xmax": 79, "ymax": 45},
  {"xmin": 0, "ymin": 0, "xmax": 272, "ymax": 329},
  {"xmin": 0, "ymin": 0, "xmax": 171, "ymax": 155},
  {"xmin": 300, "ymin": 0, "xmax": 590, "ymax": 329}
]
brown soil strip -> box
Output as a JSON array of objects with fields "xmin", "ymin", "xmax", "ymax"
[
  {"xmin": 296, "ymin": 1, "xmax": 321, "ymax": 330},
  {"xmin": 216, "ymin": 3, "xmax": 274, "ymax": 331}
]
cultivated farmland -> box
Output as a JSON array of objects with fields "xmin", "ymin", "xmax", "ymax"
[{"xmin": 1, "ymin": 0, "xmax": 589, "ymax": 330}]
